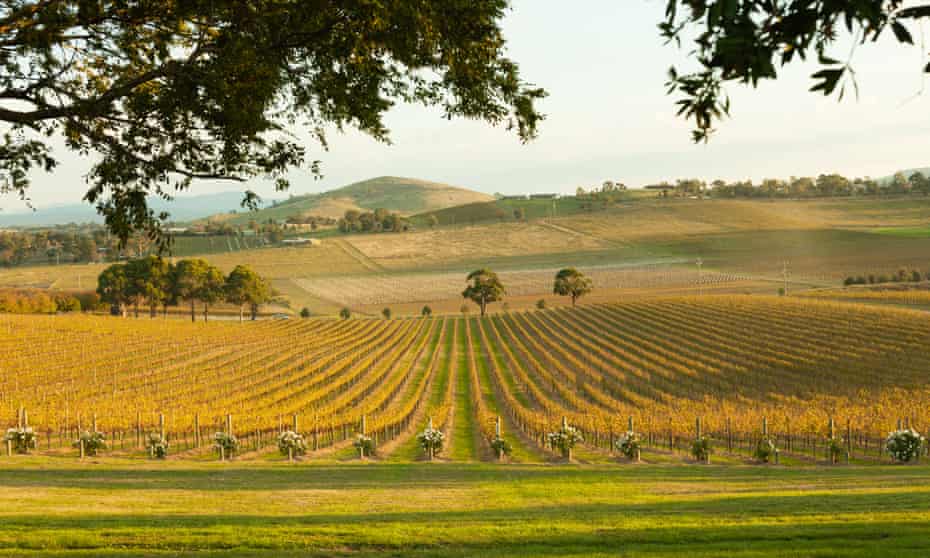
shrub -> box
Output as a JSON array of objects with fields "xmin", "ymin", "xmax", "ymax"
[
  {"xmin": 490, "ymin": 435, "xmax": 511, "ymax": 457},
  {"xmin": 536, "ymin": 299, "xmax": 547, "ymax": 310},
  {"xmin": 353, "ymin": 434, "xmax": 375, "ymax": 456},
  {"xmin": 912, "ymin": 270, "xmax": 924, "ymax": 282},
  {"xmin": 146, "ymin": 433, "xmax": 169, "ymax": 459},
  {"xmin": 885, "ymin": 429, "xmax": 924, "ymax": 463},
  {"xmin": 691, "ymin": 436, "xmax": 712, "ymax": 462},
  {"xmin": 74, "ymin": 430, "xmax": 107, "ymax": 456},
  {"xmin": 615, "ymin": 430, "xmax": 642, "ymax": 460},
  {"xmin": 299, "ymin": 307, "xmax": 311, "ymax": 318},
  {"xmin": 381, "ymin": 307, "xmax": 392, "ymax": 320},
  {"xmin": 277, "ymin": 430, "xmax": 307, "ymax": 457},
  {"xmin": 213, "ymin": 432, "xmax": 239, "ymax": 457},
  {"xmin": 826, "ymin": 436, "xmax": 845, "ymax": 463},
  {"xmin": 3, "ymin": 427, "xmax": 37, "ymax": 454},
  {"xmin": 421, "ymin": 305, "xmax": 432, "ymax": 317},
  {"xmin": 417, "ymin": 427, "xmax": 444, "ymax": 457},
  {"xmin": 547, "ymin": 425, "xmax": 583, "ymax": 457},
  {"xmin": 339, "ymin": 307, "xmax": 351, "ymax": 319},
  {"xmin": 754, "ymin": 437, "xmax": 777, "ymax": 463}
]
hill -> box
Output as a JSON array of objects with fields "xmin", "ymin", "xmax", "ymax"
[{"xmin": 202, "ymin": 176, "xmax": 494, "ymax": 225}]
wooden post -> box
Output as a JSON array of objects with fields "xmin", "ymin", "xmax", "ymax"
[
  {"xmin": 427, "ymin": 416, "xmax": 434, "ymax": 461},
  {"xmin": 6, "ymin": 439, "xmax": 11, "ymax": 457},
  {"xmin": 495, "ymin": 416, "xmax": 503, "ymax": 460},
  {"xmin": 726, "ymin": 417, "xmax": 732, "ymax": 453},
  {"xmin": 293, "ymin": 414, "xmax": 299, "ymax": 433},
  {"xmin": 22, "ymin": 408, "xmax": 28, "ymax": 428},
  {"xmin": 628, "ymin": 415, "xmax": 634, "ymax": 432},
  {"xmin": 226, "ymin": 414, "xmax": 233, "ymax": 436},
  {"xmin": 159, "ymin": 414, "xmax": 165, "ymax": 441},
  {"xmin": 79, "ymin": 438, "xmax": 85, "ymax": 460},
  {"xmin": 846, "ymin": 419, "xmax": 852, "ymax": 464},
  {"xmin": 92, "ymin": 414, "xmax": 97, "ymax": 433},
  {"xmin": 762, "ymin": 416, "xmax": 768, "ymax": 437},
  {"xmin": 194, "ymin": 414, "xmax": 200, "ymax": 448},
  {"xmin": 136, "ymin": 412, "xmax": 142, "ymax": 449},
  {"xmin": 828, "ymin": 417, "xmax": 836, "ymax": 464}
]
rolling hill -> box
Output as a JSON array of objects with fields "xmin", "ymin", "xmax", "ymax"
[{"xmin": 202, "ymin": 176, "xmax": 494, "ymax": 225}]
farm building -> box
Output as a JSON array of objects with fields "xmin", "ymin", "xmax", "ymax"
[{"xmin": 281, "ymin": 237, "xmax": 322, "ymax": 246}]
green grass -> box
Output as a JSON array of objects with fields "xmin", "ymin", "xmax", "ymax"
[
  {"xmin": 871, "ymin": 226, "xmax": 930, "ymax": 238},
  {"xmin": 1, "ymin": 459, "xmax": 929, "ymax": 556}
]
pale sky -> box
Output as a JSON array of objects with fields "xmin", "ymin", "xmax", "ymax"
[{"xmin": 3, "ymin": 0, "xmax": 930, "ymax": 210}]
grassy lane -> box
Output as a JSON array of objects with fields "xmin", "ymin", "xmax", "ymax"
[
  {"xmin": 1, "ymin": 461, "xmax": 930, "ymax": 556},
  {"xmin": 470, "ymin": 318, "xmax": 546, "ymax": 463},
  {"xmin": 385, "ymin": 319, "xmax": 454, "ymax": 462},
  {"xmin": 449, "ymin": 318, "xmax": 478, "ymax": 461}
]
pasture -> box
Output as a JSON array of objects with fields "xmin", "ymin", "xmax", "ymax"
[{"xmin": 1, "ymin": 460, "xmax": 929, "ymax": 557}]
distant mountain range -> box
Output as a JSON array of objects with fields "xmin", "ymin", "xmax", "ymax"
[
  {"xmin": 197, "ymin": 176, "xmax": 494, "ymax": 225},
  {"xmin": 0, "ymin": 191, "xmax": 276, "ymax": 227}
]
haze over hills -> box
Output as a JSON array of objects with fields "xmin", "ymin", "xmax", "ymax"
[
  {"xmin": 0, "ymin": 191, "xmax": 272, "ymax": 227},
  {"xmin": 201, "ymin": 176, "xmax": 494, "ymax": 225}
]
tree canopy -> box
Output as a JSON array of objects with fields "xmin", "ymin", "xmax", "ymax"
[
  {"xmin": 553, "ymin": 268, "xmax": 593, "ymax": 307},
  {"xmin": 462, "ymin": 268, "xmax": 505, "ymax": 316},
  {"xmin": 662, "ymin": 1, "xmax": 930, "ymax": 141},
  {"xmin": 1, "ymin": 1, "xmax": 544, "ymax": 247}
]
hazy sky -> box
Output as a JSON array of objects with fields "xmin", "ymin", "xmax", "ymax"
[{"xmin": 4, "ymin": 0, "xmax": 930, "ymax": 210}]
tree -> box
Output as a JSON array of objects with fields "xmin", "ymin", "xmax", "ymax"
[
  {"xmin": 421, "ymin": 306, "xmax": 432, "ymax": 318},
  {"xmin": 462, "ymin": 269, "xmax": 505, "ymax": 317},
  {"xmin": 172, "ymin": 259, "xmax": 211, "ymax": 322},
  {"xmin": 74, "ymin": 237, "xmax": 97, "ymax": 263},
  {"xmin": 96, "ymin": 264, "xmax": 129, "ymax": 317},
  {"xmin": 536, "ymin": 299, "xmax": 547, "ymax": 310},
  {"xmin": 340, "ymin": 307, "xmax": 352, "ymax": 320},
  {"xmin": 225, "ymin": 265, "xmax": 271, "ymax": 322},
  {"xmin": 1, "ymin": 2, "xmax": 543, "ymax": 247},
  {"xmin": 382, "ymin": 308, "xmax": 392, "ymax": 320},
  {"xmin": 126, "ymin": 256, "xmax": 173, "ymax": 318},
  {"xmin": 300, "ymin": 307, "xmax": 311, "ymax": 319},
  {"xmin": 553, "ymin": 268, "xmax": 593, "ymax": 307},
  {"xmin": 661, "ymin": 1, "xmax": 930, "ymax": 142},
  {"xmin": 198, "ymin": 265, "xmax": 226, "ymax": 322}
]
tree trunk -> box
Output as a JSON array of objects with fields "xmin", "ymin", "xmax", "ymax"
[
  {"xmin": 150, "ymin": 304, "xmax": 157, "ymax": 318},
  {"xmin": 571, "ymin": 294, "xmax": 576, "ymax": 307},
  {"xmin": 203, "ymin": 303, "xmax": 209, "ymax": 322},
  {"xmin": 251, "ymin": 303, "xmax": 258, "ymax": 320},
  {"xmin": 239, "ymin": 305, "xmax": 244, "ymax": 323},
  {"xmin": 190, "ymin": 300, "xmax": 195, "ymax": 322},
  {"xmin": 134, "ymin": 303, "xmax": 139, "ymax": 318}
]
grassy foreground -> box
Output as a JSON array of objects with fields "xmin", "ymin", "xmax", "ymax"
[{"xmin": 1, "ymin": 460, "xmax": 929, "ymax": 557}]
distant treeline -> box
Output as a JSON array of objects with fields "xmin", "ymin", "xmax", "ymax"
[
  {"xmin": 0, "ymin": 289, "xmax": 101, "ymax": 314},
  {"xmin": 844, "ymin": 268, "xmax": 929, "ymax": 286},
  {"xmin": 338, "ymin": 209, "xmax": 408, "ymax": 233},
  {"xmin": 646, "ymin": 172, "xmax": 930, "ymax": 198},
  {"xmin": 97, "ymin": 257, "xmax": 272, "ymax": 321}
]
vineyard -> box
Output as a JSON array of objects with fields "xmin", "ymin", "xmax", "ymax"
[{"xmin": 3, "ymin": 295, "xmax": 929, "ymax": 464}]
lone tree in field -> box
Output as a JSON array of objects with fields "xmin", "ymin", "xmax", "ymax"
[
  {"xmin": 462, "ymin": 269, "xmax": 505, "ymax": 317},
  {"xmin": 340, "ymin": 307, "xmax": 351, "ymax": 320},
  {"xmin": 553, "ymin": 268, "xmax": 593, "ymax": 307},
  {"xmin": 382, "ymin": 308, "xmax": 392, "ymax": 320},
  {"xmin": 0, "ymin": 2, "xmax": 543, "ymax": 248},
  {"xmin": 225, "ymin": 265, "xmax": 271, "ymax": 322},
  {"xmin": 421, "ymin": 306, "xmax": 432, "ymax": 318}
]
